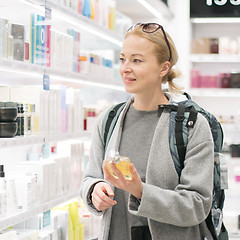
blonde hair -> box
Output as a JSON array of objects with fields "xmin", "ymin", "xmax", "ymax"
[{"xmin": 125, "ymin": 25, "xmax": 182, "ymax": 93}]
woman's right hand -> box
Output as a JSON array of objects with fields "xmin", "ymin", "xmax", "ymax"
[{"xmin": 91, "ymin": 182, "xmax": 117, "ymax": 211}]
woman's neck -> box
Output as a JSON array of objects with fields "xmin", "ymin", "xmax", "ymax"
[{"xmin": 132, "ymin": 92, "xmax": 169, "ymax": 111}]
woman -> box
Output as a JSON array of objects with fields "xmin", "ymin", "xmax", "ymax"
[{"xmin": 80, "ymin": 23, "xmax": 214, "ymax": 240}]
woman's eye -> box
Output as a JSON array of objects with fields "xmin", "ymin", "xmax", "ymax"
[
  {"xmin": 119, "ymin": 58, "xmax": 125, "ymax": 63},
  {"xmin": 133, "ymin": 59, "xmax": 142, "ymax": 63}
]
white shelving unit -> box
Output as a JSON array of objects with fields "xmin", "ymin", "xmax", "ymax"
[
  {"xmin": 0, "ymin": 0, "xmax": 124, "ymax": 90},
  {"xmin": 189, "ymin": 18, "xmax": 240, "ymax": 105},
  {"xmin": 0, "ymin": 0, "xmax": 124, "ymax": 79},
  {"xmin": 189, "ymin": 16, "xmax": 240, "ymax": 238},
  {"xmin": 0, "ymin": 0, "xmax": 124, "ymax": 233}
]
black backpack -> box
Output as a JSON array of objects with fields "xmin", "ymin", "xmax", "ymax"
[{"xmin": 102, "ymin": 91, "xmax": 228, "ymax": 240}]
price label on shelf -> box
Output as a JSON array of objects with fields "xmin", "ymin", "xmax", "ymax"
[
  {"xmin": 43, "ymin": 210, "xmax": 51, "ymax": 227},
  {"xmin": 43, "ymin": 74, "xmax": 50, "ymax": 90}
]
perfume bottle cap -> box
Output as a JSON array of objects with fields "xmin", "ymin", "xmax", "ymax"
[
  {"xmin": 111, "ymin": 155, "xmax": 120, "ymax": 164},
  {"xmin": 108, "ymin": 150, "xmax": 120, "ymax": 163}
]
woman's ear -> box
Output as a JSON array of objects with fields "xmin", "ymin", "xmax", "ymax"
[{"xmin": 159, "ymin": 61, "xmax": 170, "ymax": 78}]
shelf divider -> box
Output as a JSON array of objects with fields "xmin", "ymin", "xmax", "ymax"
[
  {"xmin": 0, "ymin": 190, "xmax": 80, "ymax": 231},
  {"xmin": 190, "ymin": 54, "xmax": 240, "ymax": 63}
]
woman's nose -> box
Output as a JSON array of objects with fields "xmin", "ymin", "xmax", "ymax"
[{"xmin": 120, "ymin": 60, "xmax": 132, "ymax": 73}]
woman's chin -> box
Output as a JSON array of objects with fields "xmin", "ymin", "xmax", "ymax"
[{"xmin": 124, "ymin": 85, "xmax": 135, "ymax": 94}]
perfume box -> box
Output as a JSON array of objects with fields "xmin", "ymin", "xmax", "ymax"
[{"xmin": 10, "ymin": 23, "xmax": 25, "ymax": 61}]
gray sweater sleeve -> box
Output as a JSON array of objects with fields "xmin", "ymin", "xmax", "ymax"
[
  {"xmin": 80, "ymin": 110, "xmax": 109, "ymax": 215},
  {"xmin": 128, "ymin": 113, "xmax": 214, "ymax": 227}
]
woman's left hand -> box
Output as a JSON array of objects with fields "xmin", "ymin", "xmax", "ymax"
[{"xmin": 103, "ymin": 160, "xmax": 143, "ymax": 199}]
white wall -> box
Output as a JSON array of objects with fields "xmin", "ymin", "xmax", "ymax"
[
  {"xmin": 167, "ymin": 0, "xmax": 191, "ymax": 91},
  {"xmin": 133, "ymin": 0, "xmax": 191, "ymax": 92}
]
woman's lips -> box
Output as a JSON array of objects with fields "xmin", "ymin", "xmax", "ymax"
[{"xmin": 123, "ymin": 77, "xmax": 136, "ymax": 83}]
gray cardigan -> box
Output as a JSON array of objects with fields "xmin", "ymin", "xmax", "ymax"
[{"xmin": 80, "ymin": 95, "xmax": 214, "ymax": 240}]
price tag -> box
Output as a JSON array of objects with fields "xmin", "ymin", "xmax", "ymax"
[
  {"xmin": 43, "ymin": 74, "xmax": 50, "ymax": 90},
  {"xmin": 43, "ymin": 210, "xmax": 51, "ymax": 227}
]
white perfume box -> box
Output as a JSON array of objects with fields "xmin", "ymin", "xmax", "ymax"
[
  {"xmin": 10, "ymin": 23, "xmax": 25, "ymax": 61},
  {"xmin": 0, "ymin": 86, "xmax": 10, "ymax": 102},
  {"xmin": 5, "ymin": 160, "xmax": 57, "ymax": 203}
]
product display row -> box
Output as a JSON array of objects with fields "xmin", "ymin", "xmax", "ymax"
[
  {"xmin": 191, "ymin": 36, "xmax": 240, "ymax": 55},
  {"xmin": 191, "ymin": 69, "xmax": 240, "ymax": 89},
  {"xmin": 0, "ymin": 85, "xmax": 101, "ymax": 139},
  {"xmin": 53, "ymin": 0, "xmax": 117, "ymax": 31},
  {"xmin": 0, "ymin": 86, "xmax": 83, "ymax": 138},
  {"xmin": 0, "ymin": 140, "xmax": 84, "ymax": 216},
  {"xmin": 0, "ymin": 198, "xmax": 102, "ymax": 240},
  {"xmin": 0, "ymin": 17, "xmax": 115, "ymax": 76}
]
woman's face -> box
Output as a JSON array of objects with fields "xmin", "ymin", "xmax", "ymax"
[{"xmin": 119, "ymin": 34, "xmax": 163, "ymax": 95}]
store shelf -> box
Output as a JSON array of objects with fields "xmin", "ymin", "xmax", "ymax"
[
  {"xmin": 230, "ymin": 233, "xmax": 240, "ymax": 240},
  {"xmin": 0, "ymin": 58, "xmax": 123, "ymax": 90},
  {"xmin": 222, "ymin": 123, "xmax": 240, "ymax": 132},
  {"xmin": 2, "ymin": 0, "xmax": 122, "ymax": 49},
  {"xmin": 190, "ymin": 54, "xmax": 240, "ymax": 63},
  {"xmin": 0, "ymin": 58, "xmax": 44, "ymax": 86},
  {"xmin": 18, "ymin": 0, "xmax": 45, "ymax": 6},
  {"xmin": 190, "ymin": 88, "xmax": 240, "ymax": 97},
  {"xmin": 46, "ymin": 0, "xmax": 123, "ymax": 50},
  {"xmin": 230, "ymin": 237, "xmax": 240, "ymax": 240},
  {"xmin": 46, "ymin": 67, "xmax": 124, "ymax": 90},
  {"xmin": 0, "ymin": 190, "xmax": 80, "ymax": 231},
  {"xmin": 44, "ymin": 131, "xmax": 92, "ymax": 143},
  {"xmin": 0, "ymin": 0, "xmax": 124, "ymax": 88},
  {"xmin": 0, "ymin": 136, "xmax": 42, "ymax": 148},
  {"xmin": 116, "ymin": 0, "xmax": 173, "ymax": 20},
  {"xmin": 191, "ymin": 17, "xmax": 240, "ymax": 24},
  {"xmin": 228, "ymin": 158, "xmax": 240, "ymax": 163},
  {"xmin": 0, "ymin": 131, "xmax": 92, "ymax": 148},
  {"xmin": 0, "ymin": 0, "xmax": 125, "ymax": 235}
]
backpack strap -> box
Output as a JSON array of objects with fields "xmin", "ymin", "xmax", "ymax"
[
  {"xmin": 186, "ymin": 106, "xmax": 198, "ymax": 128},
  {"xmin": 175, "ymin": 103, "xmax": 186, "ymax": 167},
  {"xmin": 158, "ymin": 102, "xmax": 198, "ymax": 177},
  {"xmin": 102, "ymin": 102, "xmax": 126, "ymax": 152},
  {"xmin": 183, "ymin": 91, "xmax": 192, "ymax": 100}
]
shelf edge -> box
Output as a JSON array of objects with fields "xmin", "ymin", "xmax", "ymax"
[{"xmin": 0, "ymin": 190, "xmax": 80, "ymax": 231}]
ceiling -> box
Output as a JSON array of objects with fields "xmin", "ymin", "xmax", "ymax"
[
  {"xmin": 115, "ymin": 0, "xmax": 173, "ymax": 22},
  {"xmin": 116, "ymin": 0, "xmax": 154, "ymax": 22}
]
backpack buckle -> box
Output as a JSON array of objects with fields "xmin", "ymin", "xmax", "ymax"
[
  {"xmin": 109, "ymin": 110, "xmax": 116, "ymax": 117},
  {"xmin": 175, "ymin": 115, "xmax": 185, "ymax": 122}
]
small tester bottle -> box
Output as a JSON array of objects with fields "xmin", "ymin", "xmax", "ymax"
[{"xmin": 105, "ymin": 150, "xmax": 132, "ymax": 180}]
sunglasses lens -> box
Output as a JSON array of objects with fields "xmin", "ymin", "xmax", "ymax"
[
  {"xmin": 142, "ymin": 24, "xmax": 159, "ymax": 33},
  {"xmin": 127, "ymin": 23, "xmax": 141, "ymax": 32}
]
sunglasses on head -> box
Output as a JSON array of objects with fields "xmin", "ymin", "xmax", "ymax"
[{"xmin": 127, "ymin": 23, "xmax": 172, "ymax": 62}]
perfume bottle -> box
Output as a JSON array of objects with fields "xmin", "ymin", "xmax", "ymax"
[{"xmin": 105, "ymin": 150, "xmax": 132, "ymax": 180}]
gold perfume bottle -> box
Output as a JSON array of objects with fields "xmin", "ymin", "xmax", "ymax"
[{"xmin": 106, "ymin": 151, "xmax": 132, "ymax": 180}]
